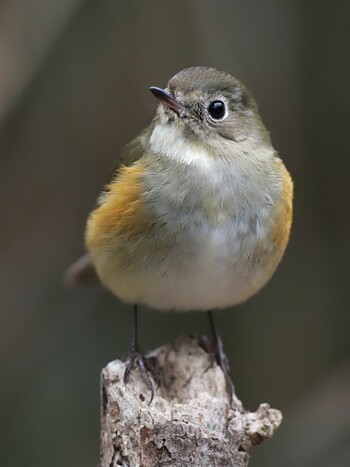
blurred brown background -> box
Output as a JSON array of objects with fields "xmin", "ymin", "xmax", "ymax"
[{"xmin": 1, "ymin": 1, "xmax": 349, "ymax": 466}]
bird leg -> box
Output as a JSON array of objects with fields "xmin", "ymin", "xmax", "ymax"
[
  {"xmin": 207, "ymin": 310, "xmax": 235, "ymax": 401},
  {"xmin": 123, "ymin": 304, "xmax": 160, "ymax": 404}
]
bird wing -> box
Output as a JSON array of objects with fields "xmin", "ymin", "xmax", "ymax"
[{"xmin": 65, "ymin": 128, "xmax": 151, "ymax": 286}]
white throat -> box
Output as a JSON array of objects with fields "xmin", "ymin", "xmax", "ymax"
[{"xmin": 149, "ymin": 123, "xmax": 213, "ymax": 169}]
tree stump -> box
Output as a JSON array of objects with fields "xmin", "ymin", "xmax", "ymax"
[{"xmin": 100, "ymin": 336, "xmax": 282, "ymax": 467}]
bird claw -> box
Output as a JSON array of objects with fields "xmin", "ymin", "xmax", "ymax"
[
  {"xmin": 123, "ymin": 350, "xmax": 160, "ymax": 404},
  {"xmin": 205, "ymin": 336, "xmax": 235, "ymax": 402}
]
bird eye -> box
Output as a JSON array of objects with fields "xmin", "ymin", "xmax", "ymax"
[{"xmin": 208, "ymin": 100, "xmax": 226, "ymax": 119}]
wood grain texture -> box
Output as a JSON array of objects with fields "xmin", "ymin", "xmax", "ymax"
[{"xmin": 100, "ymin": 336, "xmax": 282, "ymax": 467}]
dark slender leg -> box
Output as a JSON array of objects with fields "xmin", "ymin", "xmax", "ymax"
[
  {"xmin": 123, "ymin": 304, "xmax": 159, "ymax": 404},
  {"xmin": 207, "ymin": 311, "xmax": 234, "ymax": 401}
]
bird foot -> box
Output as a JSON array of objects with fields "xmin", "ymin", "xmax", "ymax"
[
  {"xmin": 123, "ymin": 349, "xmax": 160, "ymax": 404},
  {"xmin": 202, "ymin": 336, "xmax": 235, "ymax": 402}
]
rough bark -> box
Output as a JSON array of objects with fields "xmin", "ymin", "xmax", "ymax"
[{"xmin": 100, "ymin": 336, "xmax": 282, "ymax": 467}]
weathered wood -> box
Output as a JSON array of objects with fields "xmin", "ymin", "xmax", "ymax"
[{"xmin": 100, "ymin": 336, "xmax": 282, "ymax": 467}]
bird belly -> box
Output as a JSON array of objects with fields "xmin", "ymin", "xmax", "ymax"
[
  {"xmin": 95, "ymin": 220, "xmax": 281, "ymax": 312},
  {"xmin": 86, "ymin": 157, "xmax": 292, "ymax": 311}
]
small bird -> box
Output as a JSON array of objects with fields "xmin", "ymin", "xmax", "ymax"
[{"xmin": 67, "ymin": 66, "xmax": 293, "ymax": 402}]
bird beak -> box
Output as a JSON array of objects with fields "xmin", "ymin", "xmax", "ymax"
[{"xmin": 149, "ymin": 86, "xmax": 186, "ymax": 115}]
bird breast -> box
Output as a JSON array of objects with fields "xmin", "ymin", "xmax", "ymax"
[{"xmin": 86, "ymin": 125, "xmax": 292, "ymax": 311}]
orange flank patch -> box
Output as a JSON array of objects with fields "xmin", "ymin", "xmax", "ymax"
[
  {"xmin": 86, "ymin": 163, "xmax": 152, "ymax": 251},
  {"xmin": 270, "ymin": 163, "xmax": 293, "ymax": 251}
]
